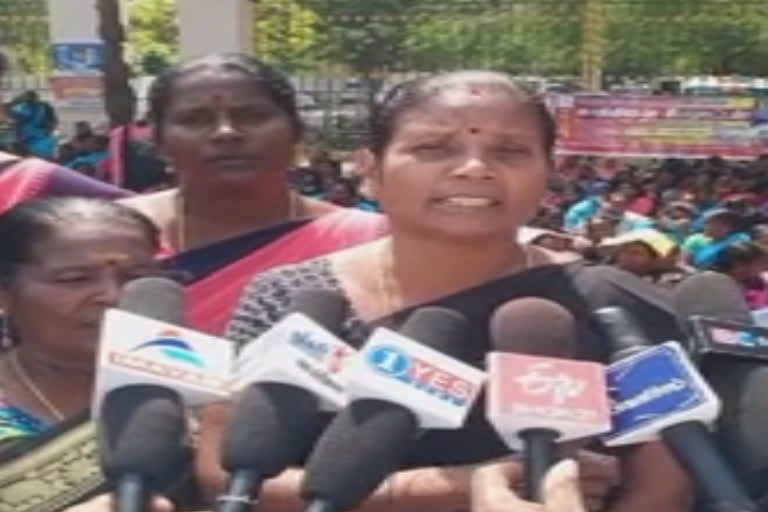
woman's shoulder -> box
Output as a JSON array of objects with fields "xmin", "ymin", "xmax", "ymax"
[
  {"xmin": 302, "ymin": 203, "xmax": 388, "ymax": 240},
  {"xmin": 246, "ymin": 255, "xmax": 339, "ymax": 292}
]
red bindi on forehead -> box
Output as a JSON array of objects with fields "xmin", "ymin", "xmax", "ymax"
[
  {"xmin": 466, "ymin": 83, "xmax": 498, "ymax": 96},
  {"xmin": 468, "ymin": 85, "xmax": 484, "ymax": 96}
]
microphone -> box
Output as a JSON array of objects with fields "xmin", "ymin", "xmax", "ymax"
[
  {"xmin": 217, "ymin": 289, "xmax": 350, "ymax": 512},
  {"xmin": 98, "ymin": 278, "xmax": 192, "ymax": 512},
  {"xmin": 99, "ymin": 385, "xmax": 188, "ymax": 512},
  {"xmin": 486, "ymin": 298, "xmax": 611, "ymax": 501},
  {"xmin": 92, "ymin": 277, "xmax": 234, "ymax": 414},
  {"xmin": 673, "ymin": 274, "xmax": 768, "ymax": 499},
  {"xmin": 233, "ymin": 289, "xmax": 356, "ymax": 412},
  {"xmin": 673, "ymin": 271, "xmax": 753, "ymax": 326},
  {"xmin": 117, "ymin": 277, "xmax": 187, "ymax": 324},
  {"xmin": 673, "ymin": 270, "xmax": 760, "ymax": 367},
  {"xmin": 595, "ymin": 306, "xmax": 757, "ymax": 512},
  {"xmin": 300, "ymin": 307, "xmax": 485, "ymax": 512}
]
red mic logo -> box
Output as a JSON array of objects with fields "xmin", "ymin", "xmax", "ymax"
[
  {"xmin": 487, "ymin": 353, "xmax": 610, "ymax": 435},
  {"xmin": 327, "ymin": 345, "xmax": 355, "ymax": 374},
  {"xmin": 515, "ymin": 362, "xmax": 587, "ymax": 406}
]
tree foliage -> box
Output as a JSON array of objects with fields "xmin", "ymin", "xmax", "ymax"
[
  {"xmin": 0, "ymin": 0, "xmax": 49, "ymax": 73},
  {"xmin": 304, "ymin": 0, "xmax": 420, "ymax": 75},
  {"xmin": 251, "ymin": 0, "xmax": 318, "ymax": 72},
  {"xmin": 604, "ymin": 0, "xmax": 768, "ymax": 77},
  {"xmin": 128, "ymin": 0, "xmax": 178, "ymax": 74},
  {"xmin": 403, "ymin": 2, "xmax": 581, "ymax": 75},
  {"xmin": 3, "ymin": 0, "xmax": 768, "ymax": 81}
]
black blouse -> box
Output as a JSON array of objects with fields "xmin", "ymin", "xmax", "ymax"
[{"xmin": 226, "ymin": 258, "xmax": 684, "ymax": 467}]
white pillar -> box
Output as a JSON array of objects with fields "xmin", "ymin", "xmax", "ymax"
[
  {"xmin": 46, "ymin": 0, "xmax": 111, "ymax": 133},
  {"xmin": 178, "ymin": 0, "xmax": 252, "ymax": 60},
  {"xmin": 47, "ymin": 0, "xmax": 100, "ymax": 41}
]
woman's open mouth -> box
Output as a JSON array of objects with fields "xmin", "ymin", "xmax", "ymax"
[
  {"xmin": 433, "ymin": 196, "xmax": 502, "ymax": 208},
  {"xmin": 205, "ymin": 155, "xmax": 258, "ymax": 170}
]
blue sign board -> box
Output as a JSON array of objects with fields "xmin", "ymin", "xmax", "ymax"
[{"xmin": 52, "ymin": 42, "xmax": 104, "ymax": 73}]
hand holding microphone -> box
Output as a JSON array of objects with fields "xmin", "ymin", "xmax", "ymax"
[{"xmin": 471, "ymin": 459, "xmax": 586, "ymax": 512}]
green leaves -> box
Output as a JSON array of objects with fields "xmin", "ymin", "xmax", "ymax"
[
  {"xmin": 3, "ymin": 0, "xmax": 768, "ymax": 80},
  {"xmin": 128, "ymin": 0, "xmax": 178, "ymax": 74}
]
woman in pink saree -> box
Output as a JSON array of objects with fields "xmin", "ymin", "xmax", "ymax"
[{"xmin": 119, "ymin": 54, "xmax": 386, "ymax": 334}]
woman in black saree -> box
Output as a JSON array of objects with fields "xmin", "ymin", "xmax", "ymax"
[{"xmin": 197, "ymin": 71, "xmax": 693, "ymax": 511}]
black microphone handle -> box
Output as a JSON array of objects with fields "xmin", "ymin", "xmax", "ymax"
[
  {"xmin": 217, "ymin": 470, "xmax": 262, "ymax": 512},
  {"xmin": 521, "ymin": 428, "xmax": 559, "ymax": 502},
  {"xmin": 661, "ymin": 421, "xmax": 759, "ymax": 512},
  {"xmin": 115, "ymin": 474, "xmax": 149, "ymax": 512}
]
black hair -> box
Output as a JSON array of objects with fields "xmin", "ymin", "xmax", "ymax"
[
  {"xmin": 710, "ymin": 241, "xmax": 765, "ymax": 273},
  {"xmin": 330, "ymin": 178, "xmax": 358, "ymax": 197},
  {"xmin": 0, "ymin": 197, "xmax": 160, "ymax": 283},
  {"xmin": 147, "ymin": 52, "xmax": 303, "ymax": 142},
  {"xmin": 704, "ymin": 209, "xmax": 744, "ymax": 231},
  {"xmin": 369, "ymin": 71, "xmax": 556, "ymax": 158}
]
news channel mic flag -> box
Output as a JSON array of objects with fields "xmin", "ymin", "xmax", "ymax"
[{"xmin": 93, "ymin": 308, "xmax": 234, "ymax": 415}]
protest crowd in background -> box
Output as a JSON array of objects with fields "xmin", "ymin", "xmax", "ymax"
[
  {"xmin": 4, "ymin": 54, "xmax": 768, "ymax": 512},
  {"xmin": 7, "ymin": 95, "xmax": 768, "ymax": 315}
]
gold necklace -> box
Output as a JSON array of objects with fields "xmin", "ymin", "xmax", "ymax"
[
  {"xmin": 377, "ymin": 242, "xmax": 403, "ymax": 315},
  {"xmin": 9, "ymin": 351, "xmax": 65, "ymax": 421},
  {"xmin": 376, "ymin": 242, "xmax": 535, "ymax": 315},
  {"xmin": 173, "ymin": 189, "xmax": 303, "ymax": 251}
]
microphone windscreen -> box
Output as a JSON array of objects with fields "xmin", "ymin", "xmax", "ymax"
[
  {"xmin": 301, "ymin": 307, "xmax": 469, "ymax": 509},
  {"xmin": 490, "ymin": 298, "xmax": 576, "ymax": 357},
  {"xmin": 99, "ymin": 384, "xmax": 187, "ymax": 488},
  {"xmin": 711, "ymin": 362, "xmax": 768, "ymax": 491},
  {"xmin": 300, "ymin": 399, "xmax": 418, "ymax": 510},
  {"xmin": 220, "ymin": 382, "xmax": 321, "ymax": 476},
  {"xmin": 593, "ymin": 306, "xmax": 652, "ymax": 359},
  {"xmin": 673, "ymin": 271, "xmax": 752, "ymax": 328},
  {"xmin": 290, "ymin": 289, "xmax": 348, "ymax": 335},
  {"xmin": 398, "ymin": 306, "xmax": 469, "ymax": 357},
  {"xmin": 119, "ymin": 277, "xmax": 186, "ymax": 325}
]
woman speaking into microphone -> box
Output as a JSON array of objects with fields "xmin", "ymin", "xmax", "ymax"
[{"xmin": 198, "ymin": 71, "xmax": 693, "ymax": 512}]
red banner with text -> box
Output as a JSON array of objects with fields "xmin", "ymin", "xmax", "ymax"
[{"xmin": 551, "ymin": 94, "xmax": 768, "ymax": 160}]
